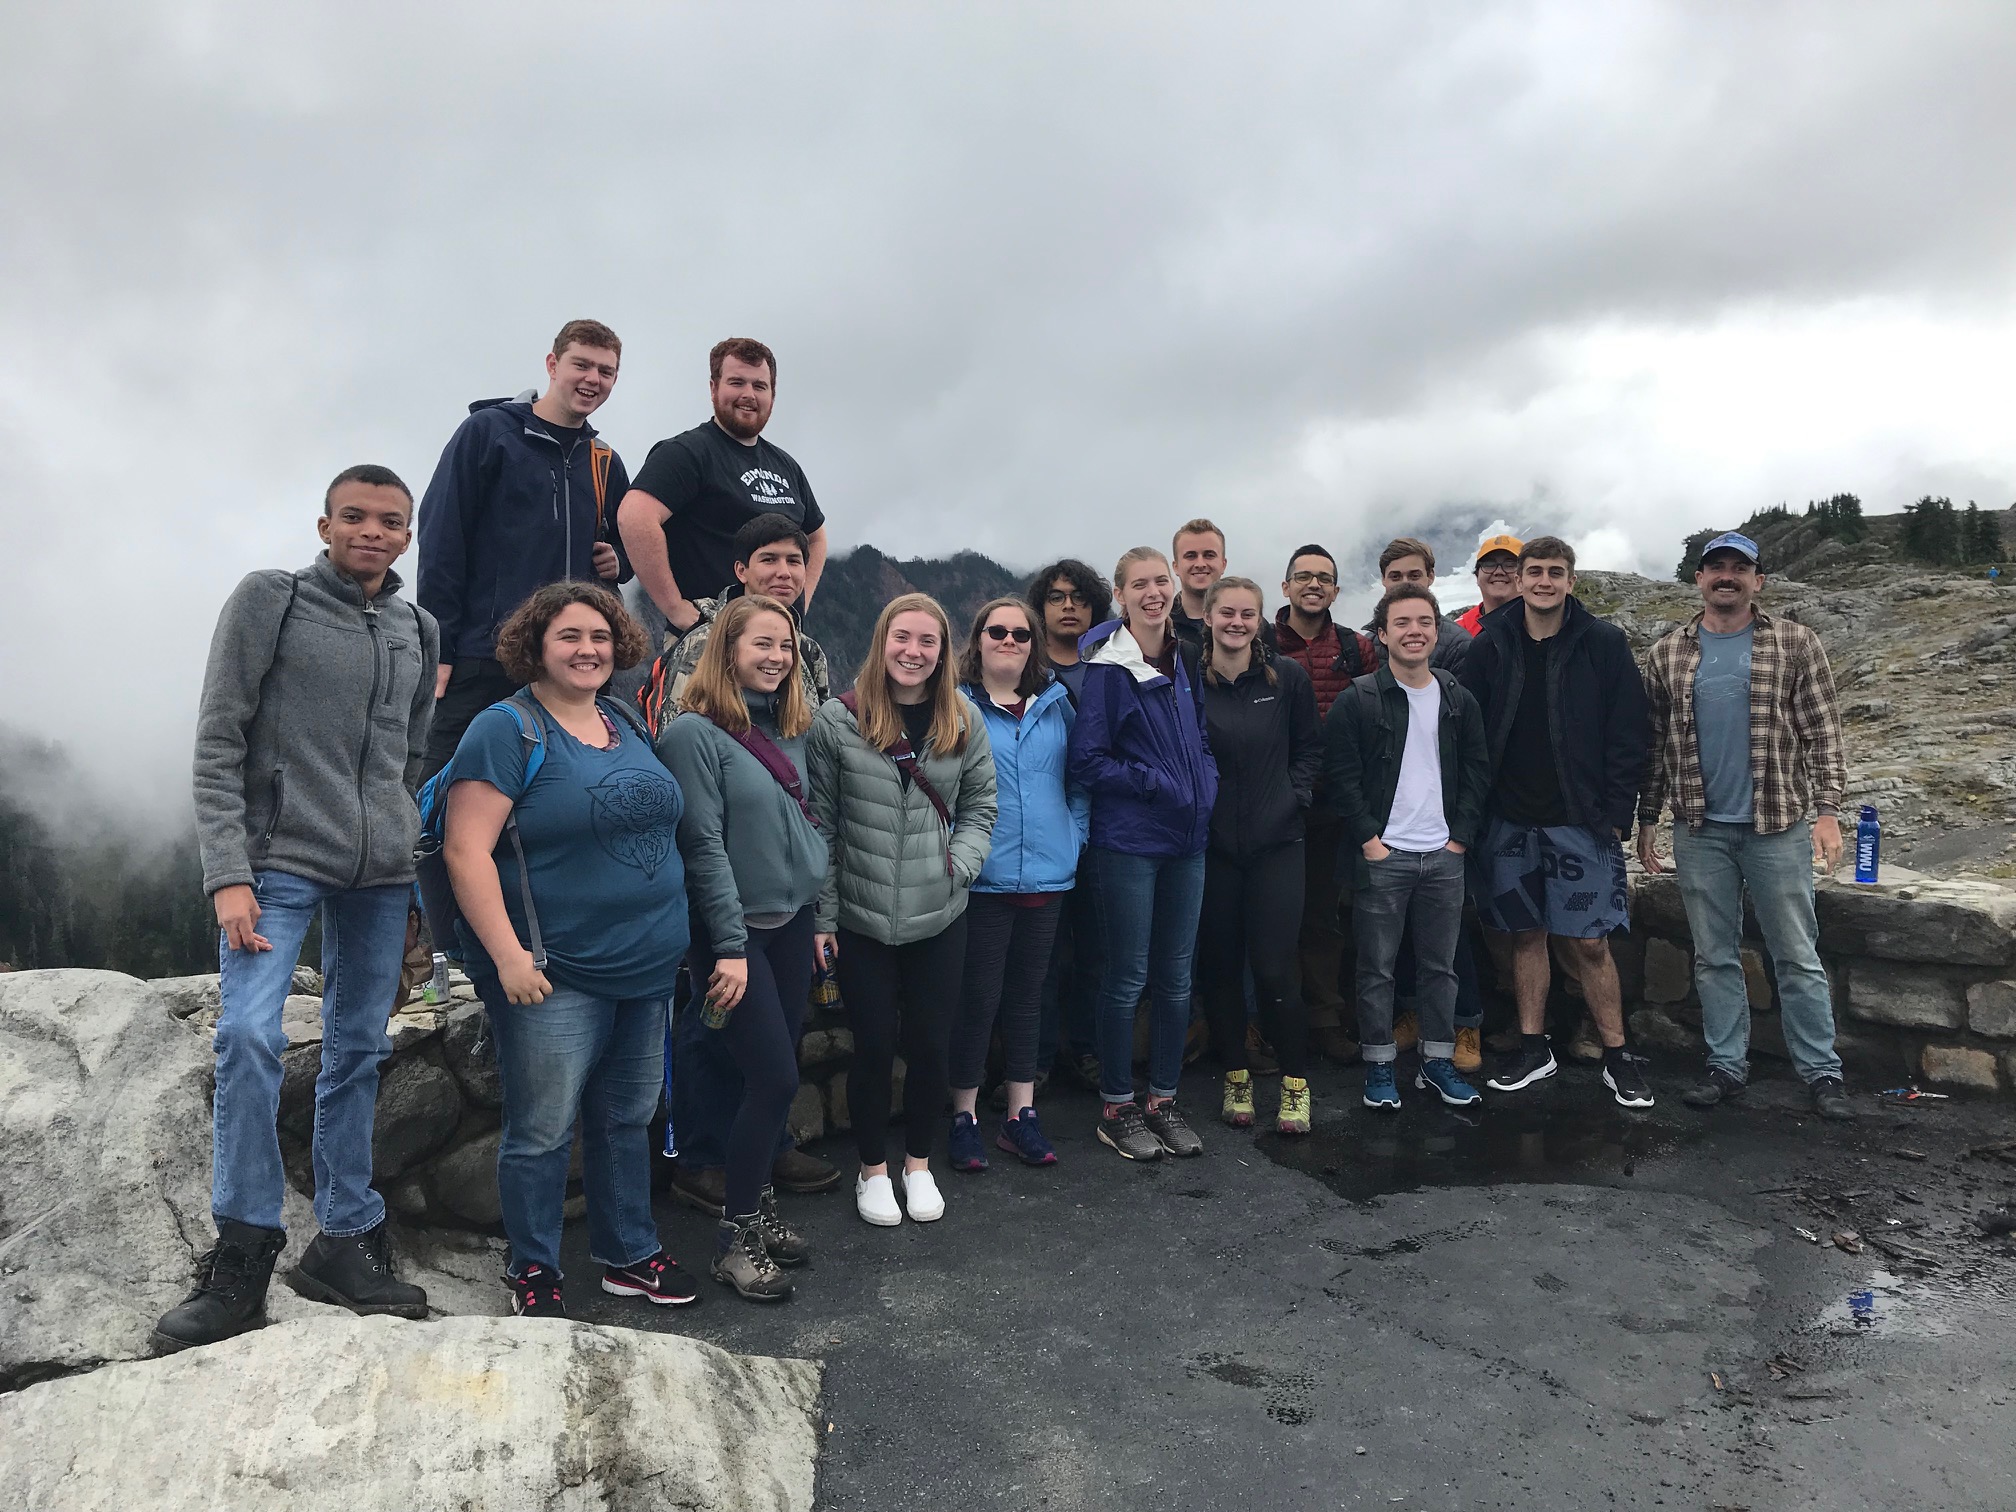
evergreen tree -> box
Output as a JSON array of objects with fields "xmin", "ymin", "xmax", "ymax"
[
  {"xmin": 1962, "ymin": 502, "xmax": 2004, "ymax": 564},
  {"xmin": 1902, "ymin": 496, "xmax": 1962, "ymax": 564}
]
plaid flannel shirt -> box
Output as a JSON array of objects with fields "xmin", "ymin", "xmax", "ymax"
[{"xmin": 1638, "ymin": 605, "xmax": 1845, "ymax": 835}]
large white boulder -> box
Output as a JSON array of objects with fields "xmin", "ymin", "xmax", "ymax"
[{"xmin": 0, "ymin": 1314, "xmax": 822, "ymax": 1512}]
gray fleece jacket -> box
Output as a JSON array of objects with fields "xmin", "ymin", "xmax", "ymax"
[
  {"xmin": 656, "ymin": 692, "xmax": 828, "ymax": 957},
  {"xmin": 193, "ymin": 554, "xmax": 439, "ymax": 896}
]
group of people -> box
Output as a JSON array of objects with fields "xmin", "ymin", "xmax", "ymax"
[{"xmin": 156, "ymin": 319, "xmax": 1855, "ymax": 1354}]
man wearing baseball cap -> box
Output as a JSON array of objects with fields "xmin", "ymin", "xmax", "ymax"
[
  {"xmin": 1638, "ymin": 531, "xmax": 1853, "ymax": 1121},
  {"xmin": 1456, "ymin": 535, "xmax": 1523, "ymax": 635}
]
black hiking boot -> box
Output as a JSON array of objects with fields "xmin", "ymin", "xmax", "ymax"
[
  {"xmin": 1808, "ymin": 1076, "xmax": 1856, "ymax": 1122},
  {"xmin": 151, "ymin": 1219, "xmax": 287, "ymax": 1354},
  {"xmin": 287, "ymin": 1222, "xmax": 429, "ymax": 1318}
]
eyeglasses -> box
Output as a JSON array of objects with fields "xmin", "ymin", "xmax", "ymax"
[
  {"xmin": 984, "ymin": 624, "xmax": 1034, "ymax": 644},
  {"xmin": 1044, "ymin": 590, "xmax": 1088, "ymax": 607},
  {"xmin": 1288, "ymin": 571, "xmax": 1337, "ymax": 587},
  {"xmin": 1476, "ymin": 561, "xmax": 1518, "ymax": 577}
]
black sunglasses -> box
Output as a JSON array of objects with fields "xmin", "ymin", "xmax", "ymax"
[{"xmin": 984, "ymin": 624, "xmax": 1034, "ymax": 644}]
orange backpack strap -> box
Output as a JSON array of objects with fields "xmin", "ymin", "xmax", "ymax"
[{"xmin": 590, "ymin": 441, "xmax": 614, "ymax": 534}]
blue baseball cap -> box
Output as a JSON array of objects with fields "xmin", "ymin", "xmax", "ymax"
[{"xmin": 1697, "ymin": 531, "xmax": 1761, "ymax": 567}]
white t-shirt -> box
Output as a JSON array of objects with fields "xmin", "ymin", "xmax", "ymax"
[{"xmin": 1382, "ymin": 679, "xmax": 1450, "ymax": 851}]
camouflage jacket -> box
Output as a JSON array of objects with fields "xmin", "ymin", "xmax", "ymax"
[{"xmin": 647, "ymin": 587, "xmax": 832, "ymax": 736}]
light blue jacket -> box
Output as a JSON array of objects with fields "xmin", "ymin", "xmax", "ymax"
[{"xmin": 962, "ymin": 679, "xmax": 1090, "ymax": 894}]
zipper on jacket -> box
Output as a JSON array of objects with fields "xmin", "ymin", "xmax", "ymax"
[
  {"xmin": 259, "ymin": 764, "xmax": 287, "ymax": 856},
  {"xmin": 525, "ymin": 424, "xmax": 584, "ymax": 581},
  {"xmin": 352, "ymin": 599, "xmax": 382, "ymax": 887}
]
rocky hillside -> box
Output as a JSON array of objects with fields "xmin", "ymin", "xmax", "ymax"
[
  {"xmin": 802, "ymin": 544, "xmax": 1025, "ymax": 691},
  {"xmin": 1582, "ymin": 532, "xmax": 2016, "ymax": 875}
]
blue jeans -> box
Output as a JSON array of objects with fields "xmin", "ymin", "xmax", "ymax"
[
  {"xmin": 481, "ymin": 980, "xmax": 667, "ymax": 1276},
  {"xmin": 1672, "ymin": 820, "xmax": 1842, "ymax": 1085},
  {"xmin": 212, "ymin": 870, "xmax": 408, "ymax": 1236},
  {"xmin": 1088, "ymin": 847, "xmax": 1207, "ymax": 1103}
]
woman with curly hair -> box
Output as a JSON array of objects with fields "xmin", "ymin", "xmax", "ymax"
[
  {"xmin": 808, "ymin": 592, "xmax": 998, "ymax": 1227},
  {"xmin": 443, "ymin": 581, "xmax": 694, "ymax": 1319}
]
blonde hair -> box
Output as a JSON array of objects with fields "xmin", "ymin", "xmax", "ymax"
[
  {"xmin": 1200, "ymin": 576, "xmax": 1276, "ymax": 687},
  {"xmin": 1172, "ymin": 518, "xmax": 1225, "ymax": 553},
  {"xmin": 679, "ymin": 595, "xmax": 811, "ymax": 738},
  {"xmin": 852, "ymin": 593, "xmax": 971, "ymax": 754}
]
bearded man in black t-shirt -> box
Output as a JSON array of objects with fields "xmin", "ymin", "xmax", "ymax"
[{"xmin": 617, "ymin": 338, "xmax": 828, "ymax": 643}]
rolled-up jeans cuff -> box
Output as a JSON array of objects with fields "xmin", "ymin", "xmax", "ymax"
[
  {"xmin": 1420, "ymin": 1040, "xmax": 1456, "ymax": 1061},
  {"xmin": 1361, "ymin": 1042, "xmax": 1398, "ymax": 1064}
]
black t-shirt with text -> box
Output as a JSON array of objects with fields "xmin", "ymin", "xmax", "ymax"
[
  {"xmin": 1492, "ymin": 629, "xmax": 1569, "ymax": 827},
  {"xmin": 629, "ymin": 420, "xmax": 824, "ymax": 600}
]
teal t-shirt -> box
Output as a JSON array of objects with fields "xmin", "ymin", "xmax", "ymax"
[
  {"xmin": 1693, "ymin": 624, "xmax": 1755, "ymax": 824},
  {"xmin": 451, "ymin": 697, "xmax": 690, "ymax": 1000}
]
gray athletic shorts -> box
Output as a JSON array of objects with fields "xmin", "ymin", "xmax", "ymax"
[{"xmin": 1473, "ymin": 816, "xmax": 1629, "ymax": 938}]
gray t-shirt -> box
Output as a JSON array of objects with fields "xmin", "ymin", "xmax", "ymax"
[{"xmin": 1693, "ymin": 624, "xmax": 1755, "ymax": 824}]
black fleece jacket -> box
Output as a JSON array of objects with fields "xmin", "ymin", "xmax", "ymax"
[{"xmin": 1200, "ymin": 648, "xmax": 1321, "ymax": 860}]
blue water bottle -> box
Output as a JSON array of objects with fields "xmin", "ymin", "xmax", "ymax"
[{"xmin": 1853, "ymin": 805, "xmax": 1880, "ymax": 884}]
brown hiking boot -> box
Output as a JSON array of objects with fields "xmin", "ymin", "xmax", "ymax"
[{"xmin": 1453, "ymin": 1026, "xmax": 1483, "ymax": 1074}]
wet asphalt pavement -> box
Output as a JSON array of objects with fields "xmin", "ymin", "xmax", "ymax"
[{"xmin": 560, "ymin": 1056, "xmax": 2016, "ymax": 1512}]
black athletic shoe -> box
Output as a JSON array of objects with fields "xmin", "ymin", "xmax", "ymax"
[
  {"xmin": 1142, "ymin": 1100, "xmax": 1205, "ymax": 1158},
  {"xmin": 601, "ymin": 1251, "xmax": 699, "ymax": 1306},
  {"xmin": 1486, "ymin": 1044, "xmax": 1558, "ymax": 1093},
  {"xmin": 1808, "ymin": 1076, "xmax": 1855, "ymax": 1122},
  {"xmin": 507, "ymin": 1263, "xmax": 567, "ymax": 1318},
  {"xmin": 287, "ymin": 1223, "xmax": 429, "ymax": 1319},
  {"xmin": 1603, "ymin": 1057, "xmax": 1656, "ymax": 1109},
  {"xmin": 1096, "ymin": 1102, "xmax": 1165, "ymax": 1161},
  {"xmin": 1682, "ymin": 1067, "xmax": 1747, "ymax": 1109},
  {"xmin": 151, "ymin": 1219, "xmax": 287, "ymax": 1354}
]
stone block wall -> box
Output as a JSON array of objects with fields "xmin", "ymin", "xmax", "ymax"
[{"xmin": 1624, "ymin": 872, "xmax": 2016, "ymax": 1093}]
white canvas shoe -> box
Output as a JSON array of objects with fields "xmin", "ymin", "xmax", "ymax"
[
  {"xmin": 855, "ymin": 1173, "xmax": 902, "ymax": 1227},
  {"xmin": 902, "ymin": 1167, "xmax": 945, "ymax": 1223}
]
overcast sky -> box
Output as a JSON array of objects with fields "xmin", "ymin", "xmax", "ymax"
[{"xmin": 5, "ymin": 2, "xmax": 2014, "ymax": 805}]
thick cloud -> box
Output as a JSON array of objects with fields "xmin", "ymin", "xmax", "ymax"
[{"xmin": 3, "ymin": 1, "xmax": 2013, "ymax": 794}]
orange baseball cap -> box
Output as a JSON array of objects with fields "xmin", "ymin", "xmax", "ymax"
[{"xmin": 1472, "ymin": 534, "xmax": 1523, "ymax": 565}]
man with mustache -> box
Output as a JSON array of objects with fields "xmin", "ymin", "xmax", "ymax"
[
  {"xmin": 1638, "ymin": 532, "xmax": 1853, "ymax": 1121},
  {"xmin": 618, "ymin": 338, "xmax": 828, "ymax": 645},
  {"xmin": 416, "ymin": 319, "xmax": 631, "ymax": 780}
]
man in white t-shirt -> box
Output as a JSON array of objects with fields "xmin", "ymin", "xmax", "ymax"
[{"xmin": 1322, "ymin": 585, "xmax": 1492, "ymax": 1109}]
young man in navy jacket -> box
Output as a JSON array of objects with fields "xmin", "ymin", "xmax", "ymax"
[
  {"xmin": 1457, "ymin": 536, "xmax": 1654, "ymax": 1108},
  {"xmin": 416, "ymin": 319, "xmax": 632, "ymax": 778}
]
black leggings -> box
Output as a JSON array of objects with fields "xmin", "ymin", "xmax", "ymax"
[
  {"xmin": 950, "ymin": 893, "xmax": 1064, "ymax": 1090},
  {"xmin": 688, "ymin": 909, "xmax": 816, "ymax": 1219},
  {"xmin": 837, "ymin": 916, "xmax": 968, "ymax": 1166},
  {"xmin": 1197, "ymin": 841, "xmax": 1309, "ymax": 1078}
]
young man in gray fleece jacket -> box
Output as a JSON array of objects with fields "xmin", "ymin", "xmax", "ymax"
[{"xmin": 156, "ymin": 464, "xmax": 439, "ymax": 1353}]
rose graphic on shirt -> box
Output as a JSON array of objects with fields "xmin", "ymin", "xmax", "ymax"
[{"xmin": 586, "ymin": 770, "xmax": 680, "ymax": 879}]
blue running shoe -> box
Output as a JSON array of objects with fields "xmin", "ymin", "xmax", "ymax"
[
  {"xmin": 1416, "ymin": 1057, "xmax": 1483, "ymax": 1107},
  {"xmin": 995, "ymin": 1108, "xmax": 1059, "ymax": 1166},
  {"xmin": 948, "ymin": 1111, "xmax": 989, "ymax": 1173},
  {"xmin": 1362, "ymin": 1062, "xmax": 1401, "ymax": 1110}
]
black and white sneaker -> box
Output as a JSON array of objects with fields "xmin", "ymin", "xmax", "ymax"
[
  {"xmin": 507, "ymin": 1264, "xmax": 567, "ymax": 1318},
  {"xmin": 1142, "ymin": 1100, "xmax": 1204, "ymax": 1158},
  {"xmin": 1603, "ymin": 1057, "xmax": 1656, "ymax": 1108},
  {"xmin": 1486, "ymin": 1043, "xmax": 1558, "ymax": 1093},
  {"xmin": 1097, "ymin": 1102, "xmax": 1165, "ymax": 1161}
]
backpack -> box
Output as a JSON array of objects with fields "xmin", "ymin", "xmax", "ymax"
[{"xmin": 413, "ymin": 689, "xmax": 651, "ymax": 967}]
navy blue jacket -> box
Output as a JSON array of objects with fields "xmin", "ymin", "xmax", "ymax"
[
  {"xmin": 1457, "ymin": 596, "xmax": 1650, "ymax": 835},
  {"xmin": 416, "ymin": 399, "xmax": 632, "ymax": 662},
  {"xmin": 1067, "ymin": 621, "xmax": 1218, "ymax": 859}
]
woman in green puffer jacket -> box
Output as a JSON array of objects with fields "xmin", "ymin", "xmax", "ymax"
[{"xmin": 807, "ymin": 592, "xmax": 998, "ymax": 1229}]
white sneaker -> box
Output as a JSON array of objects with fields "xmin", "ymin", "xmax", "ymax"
[
  {"xmin": 902, "ymin": 1167, "xmax": 945, "ymax": 1223},
  {"xmin": 855, "ymin": 1173, "xmax": 902, "ymax": 1227}
]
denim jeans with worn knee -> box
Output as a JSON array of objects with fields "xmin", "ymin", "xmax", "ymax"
[
  {"xmin": 1088, "ymin": 846, "xmax": 1207, "ymax": 1103},
  {"xmin": 211, "ymin": 869, "xmax": 408, "ymax": 1236},
  {"xmin": 481, "ymin": 980, "xmax": 667, "ymax": 1277},
  {"xmin": 1673, "ymin": 819, "xmax": 1841, "ymax": 1085}
]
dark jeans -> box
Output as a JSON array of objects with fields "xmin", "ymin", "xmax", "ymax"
[
  {"xmin": 951, "ymin": 893, "xmax": 1064, "ymax": 1089},
  {"xmin": 1088, "ymin": 846, "xmax": 1207, "ymax": 1104},
  {"xmin": 1198, "ymin": 842, "xmax": 1308, "ymax": 1078},
  {"xmin": 1395, "ymin": 916, "xmax": 1487, "ymax": 1029},
  {"xmin": 421, "ymin": 657, "xmax": 519, "ymax": 782},
  {"xmin": 479, "ymin": 977, "xmax": 665, "ymax": 1277},
  {"xmin": 1353, "ymin": 846, "xmax": 1466, "ymax": 1063},
  {"xmin": 685, "ymin": 909, "xmax": 817, "ymax": 1219},
  {"xmin": 838, "ymin": 916, "xmax": 969, "ymax": 1166},
  {"xmin": 1036, "ymin": 872, "xmax": 1102, "ymax": 1072}
]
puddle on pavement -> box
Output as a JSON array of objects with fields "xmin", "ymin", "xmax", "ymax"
[
  {"xmin": 1258, "ymin": 1075, "xmax": 1706, "ymax": 1202},
  {"xmin": 1814, "ymin": 1263, "xmax": 2016, "ymax": 1339}
]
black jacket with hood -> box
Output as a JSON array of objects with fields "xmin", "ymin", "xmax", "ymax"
[
  {"xmin": 1199, "ymin": 644, "xmax": 1321, "ymax": 860},
  {"xmin": 1457, "ymin": 595, "xmax": 1650, "ymax": 835}
]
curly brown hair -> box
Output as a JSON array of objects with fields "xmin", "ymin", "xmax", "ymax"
[{"xmin": 493, "ymin": 582, "xmax": 650, "ymax": 686}]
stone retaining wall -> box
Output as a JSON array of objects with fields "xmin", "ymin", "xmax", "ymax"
[{"xmin": 1622, "ymin": 871, "xmax": 2016, "ymax": 1093}]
